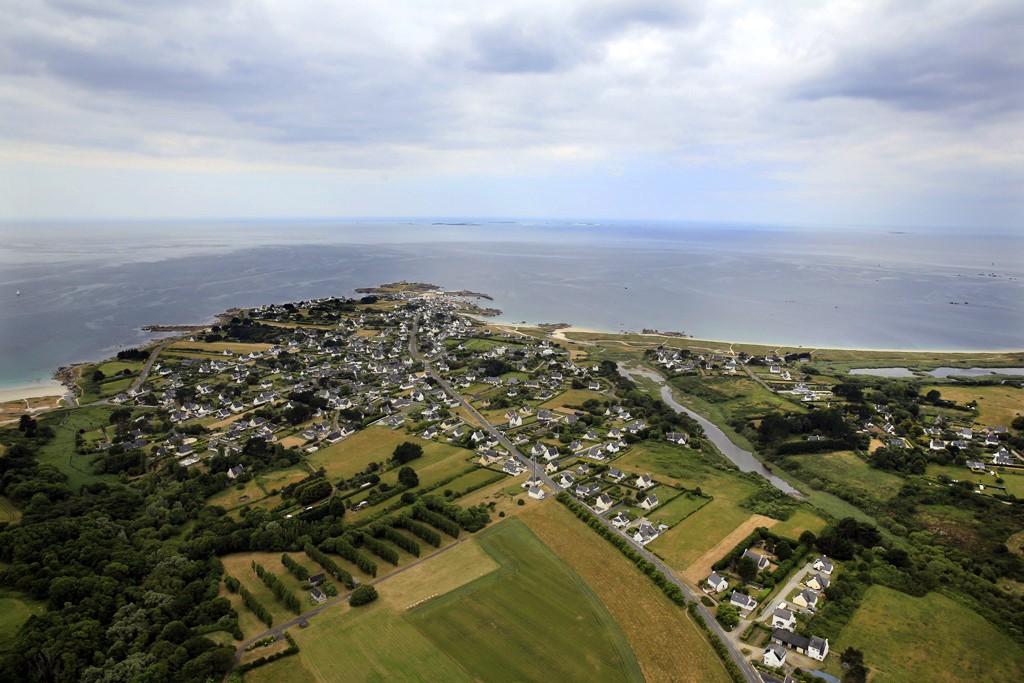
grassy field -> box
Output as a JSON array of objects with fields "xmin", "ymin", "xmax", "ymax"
[
  {"xmin": 669, "ymin": 374, "xmax": 806, "ymax": 432},
  {"xmin": 614, "ymin": 441, "xmax": 766, "ymax": 573},
  {"xmin": 168, "ymin": 340, "xmax": 275, "ymax": 354},
  {"xmin": 829, "ymin": 585, "xmax": 1024, "ymax": 682},
  {"xmin": 647, "ymin": 491, "xmax": 709, "ymax": 527},
  {"xmin": 521, "ymin": 502, "xmax": 731, "ymax": 683},
  {"xmin": 208, "ymin": 465, "xmax": 311, "ymax": 513},
  {"xmin": 220, "ymin": 552, "xmax": 317, "ymax": 637},
  {"xmin": 923, "ymin": 384, "xmax": 1024, "ymax": 428},
  {"xmin": 925, "ymin": 464, "xmax": 1024, "ymax": 498},
  {"xmin": 406, "ymin": 518, "xmax": 643, "ymax": 683},
  {"xmin": 0, "ymin": 495, "xmax": 20, "ymax": 524},
  {"xmin": 539, "ymin": 389, "xmax": 606, "ymax": 411},
  {"xmin": 1008, "ymin": 530, "xmax": 1024, "ymax": 556},
  {"xmin": 306, "ymin": 428, "xmax": 472, "ymax": 481},
  {"xmin": 0, "ymin": 597, "xmax": 44, "ymax": 640},
  {"xmin": 771, "ymin": 507, "xmax": 829, "ymax": 538},
  {"xmin": 680, "ymin": 514, "xmax": 777, "ymax": 584},
  {"xmin": 781, "ymin": 451, "xmax": 905, "ymax": 502},
  {"xmin": 37, "ymin": 406, "xmax": 122, "ymax": 490},
  {"xmin": 252, "ymin": 537, "xmax": 499, "ymax": 683}
]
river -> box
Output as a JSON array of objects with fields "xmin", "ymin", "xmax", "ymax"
[{"xmin": 618, "ymin": 364, "xmax": 801, "ymax": 496}]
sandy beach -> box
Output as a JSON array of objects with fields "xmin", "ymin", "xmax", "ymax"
[{"xmin": 0, "ymin": 381, "xmax": 67, "ymax": 404}]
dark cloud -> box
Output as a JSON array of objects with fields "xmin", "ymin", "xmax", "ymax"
[{"xmin": 797, "ymin": 4, "xmax": 1024, "ymax": 117}]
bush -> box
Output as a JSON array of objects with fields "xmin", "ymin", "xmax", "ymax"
[{"xmin": 350, "ymin": 585, "xmax": 379, "ymax": 607}]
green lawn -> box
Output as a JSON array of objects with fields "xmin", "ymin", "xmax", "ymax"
[
  {"xmin": 37, "ymin": 406, "xmax": 123, "ymax": 490},
  {"xmin": 647, "ymin": 491, "xmax": 709, "ymax": 527},
  {"xmin": 0, "ymin": 597, "xmax": 44, "ymax": 640},
  {"xmin": 771, "ymin": 508, "xmax": 828, "ymax": 538},
  {"xmin": 922, "ymin": 384, "xmax": 1024, "ymax": 428},
  {"xmin": 829, "ymin": 585, "xmax": 1024, "ymax": 682},
  {"xmin": 781, "ymin": 450, "xmax": 905, "ymax": 502},
  {"xmin": 307, "ymin": 428, "xmax": 474, "ymax": 482},
  {"xmin": 925, "ymin": 464, "xmax": 1024, "ymax": 498},
  {"xmin": 406, "ymin": 519, "xmax": 643, "ymax": 683}
]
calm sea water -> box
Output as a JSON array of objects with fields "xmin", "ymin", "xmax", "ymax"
[{"xmin": 1, "ymin": 220, "xmax": 1022, "ymax": 389}]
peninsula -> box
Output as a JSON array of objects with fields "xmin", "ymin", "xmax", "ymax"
[{"xmin": 1, "ymin": 285, "xmax": 1022, "ymax": 683}]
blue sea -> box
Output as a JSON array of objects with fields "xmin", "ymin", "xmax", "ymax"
[{"xmin": 1, "ymin": 219, "xmax": 1022, "ymax": 390}]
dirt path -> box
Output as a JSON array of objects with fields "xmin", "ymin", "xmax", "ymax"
[{"xmin": 682, "ymin": 514, "xmax": 778, "ymax": 584}]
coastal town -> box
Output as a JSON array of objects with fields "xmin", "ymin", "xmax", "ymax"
[{"xmin": 2, "ymin": 284, "xmax": 1023, "ymax": 683}]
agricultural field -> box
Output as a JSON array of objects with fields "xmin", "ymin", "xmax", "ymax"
[
  {"xmin": 220, "ymin": 552, "xmax": 320, "ymax": 638},
  {"xmin": 406, "ymin": 519, "xmax": 643, "ymax": 682},
  {"xmin": 253, "ymin": 537, "xmax": 499, "ymax": 683},
  {"xmin": 680, "ymin": 514, "xmax": 777, "ymax": 584},
  {"xmin": 923, "ymin": 384, "xmax": 1024, "ymax": 428},
  {"xmin": 94, "ymin": 360, "xmax": 144, "ymax": 377},
  {"xmin": 306, "ymin": 427, "xmax": 472, "ymax": 481},
  {"xmin": 0, "ymin": 597, "xmax": 44, "ymax": 640},
  {"xmin": 780, "ymin": 451, "xmax": 905, "ymax": 502},
  {"xmin": 0, "ymin": 495, "xmax": 20, "ymax": 524},
  {"xmin": 521, "ymin": 502, "xmax": 731, "ymax": 683},
  {"xmin": 829, "ymin": 585, "xmax": 1024, "ymax": 682}
]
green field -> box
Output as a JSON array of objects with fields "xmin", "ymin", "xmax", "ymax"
[
  {"xmin": 0, "ymin": 597, "xmax": 44, "ymax": 640},
  {"xmin": 647, "ymin": 491, "xmax": 709, "ymax": 527},
  {"xmin": 307, "ymin": 428, "xmax": 474, "ymax": 482},
  {"xmin": 829, "ymin": 586, "xmax": 1024, "ymax": 682},
  {"xmin": 539, "ymin": 389, "xmax": 607, "ymax": 411},
  {"xmin": 925, "ymin": 464, "xmax": 1024, "ymax": 498},
  {"xmin": 923, "ymin": 384, "xmax": 1024, "ymax": 428},
  {"xmin": 0, "ymin": 496, "xmax": 20, "ymax": 524},
  {"xmin": 668, "ymin": 374, "xmax": 806, "ymax": 439},
  {"xmin": 771, "ymin": 507, "xmax": 828, "ymax": 538},
  {"xmin": 406, "ymin": 519, "xmax": 643, "ymax": 683},
  {"xmin": 780, "ymin": 451, "xmax": 905, "ymax": 502},
  {"xmin": 37, "ymin": 406, "xmax": 123, "ymax": 490},
  {"xmin": 208, "ymin": 465, "xmax": 311, "ymax": 513}
]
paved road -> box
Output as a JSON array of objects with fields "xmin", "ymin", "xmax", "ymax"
[
  {"xmin": 757, "ymin": 560, "xmax": 813, "ymax": 624},
  {"xmin": 409, "ymin": 317, "xmax": 761, "ymax": 683},
  {"xmin": 131, "ymin": 341, "xmax": 171, "ymax": 392}
]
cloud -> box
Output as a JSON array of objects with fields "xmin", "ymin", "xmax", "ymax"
[
  {"xmin": 0, "ymin": 0, "xmax": 1020, "ymax": 226},
  {"xmin": 796, "ymin": 2, "xmax": 1024, "ymax": 117}
]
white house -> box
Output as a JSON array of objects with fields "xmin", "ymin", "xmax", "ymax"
[
  {"xmin": 635, "ymin": 473, "xmax": 654, "ymax": 490},
  {"xmin": 705, "ymin": 572, "xmax": 728, "ymax": 593},
  {"xmin": 812, "ymin": 556, "xmax": 834, "ymax": 574},
  {"xmin": 771, "ymin": 608, "xmax": 797, "ymax": 631},
  {"xmin": 742, "ymin": 548, "xmax": 771, "ymax": 571},
  {"xmin": 762, "ymin": 644, "xmax": 787, "ymax": 668},
  {"xmin": 633, "ymin": 523, "xmax": 659, "ymax": 545},
  {"xmin": 639, "ymin": 494, "xmax": 659, "ymax": 511},
  {"xmin": 594, "ymin": 494, "xmax": 614, "ymax": 513}
]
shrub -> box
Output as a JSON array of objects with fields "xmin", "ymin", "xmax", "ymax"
[{"xmin": 350, "ymin": 585, "xmax": 379, "ymax": 607}]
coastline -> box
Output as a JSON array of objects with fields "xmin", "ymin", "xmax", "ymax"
[
  {"xmin": 2, "ymin": 304, "xmax": 1021, "ymax": 407},
  {"xmin": 0, "ymin": 380, "xmax": 66, "ymax": 404}
]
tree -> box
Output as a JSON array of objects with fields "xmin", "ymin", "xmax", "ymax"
[
  {"xmin": 1012, "ymin": 415, "xmax": 1024, "ymax": 431},
  {"xmin": 716, "ymin": 603, "xmax": 739, "ymax": 629},
  {"xmin": 737, "ymin": 556, "xmax": 758, "ymax": 582},
  {"xmin": 393, "ymin": 441, "xmax": 423, "ymax": 464},
  {"xmin": 349, "ymin": 585, "xmax": 379, "ymax": 606},
  {"xmin": 841, "ymin": 647, "xmax": 868, "ymax": 683},
  {"xmin": 398, "ymin": 466, "xmax": 419, "ymax": 488},
  {"xmin": 774, "ymin": 540, "xmax": 793, "ymax": 561}
]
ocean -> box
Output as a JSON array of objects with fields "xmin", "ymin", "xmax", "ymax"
[{"xmin": 1, "ymin": 219, "xmax": 1022, "ymax": 391}]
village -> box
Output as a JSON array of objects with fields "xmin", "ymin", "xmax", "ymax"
[{"xmin": 54, "ymin": 285, "xmax": 1024, "ymax": 683}]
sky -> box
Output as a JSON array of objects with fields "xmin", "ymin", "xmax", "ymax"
[{"xmin": 0, "ymin": 0, "xmax": 1021, "ymax": 229}]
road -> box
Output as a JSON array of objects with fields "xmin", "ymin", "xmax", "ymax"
[
  {"xmin": 409, "ymin": 317, "xmax": 762, "ymax": 683},
  {"xmin": 756, "ymin": 560, "xmax": 813, "ymax": 624},
  {"xmin": 131, "ymin": 341, "xmax": 171, "ymax": 392},
  {"xmin": 235, "ymin": 537, "xmax": 471, "ymax": 661}
]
